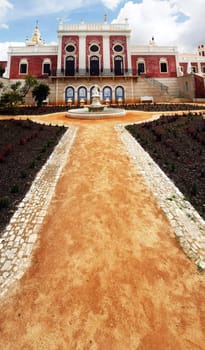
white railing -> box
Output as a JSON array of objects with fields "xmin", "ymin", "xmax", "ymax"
[{"xmin": 58, "ymin": 22, "xmax": 130, "ymax": 33}]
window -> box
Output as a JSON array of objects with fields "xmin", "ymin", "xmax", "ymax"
[
  {"xmin": 90, "ymin": 44, "xmax": 99, "ymax": 53},
  {"xmin": 114, "ymin": 44, "xmax": 123, "ymax": 53},
  {"xmin": 114, "ymin": 56, "xmax": 124, "ymax": 75},
  {"xmin": 160, "ymin": 62, "xmax": 167, "ymax": 73},
  {"xmin": 78, "ymin": 86, "xmax": 87, "ymax": 104},
  {"xmin": 65, "ymin": 56, "xmax": 75, "ymax": 76},
  {"xmin": 65, "ymin": 86, "xmax": 75, "ymax": 103},
  {"xmin": 66, "ymin": 44, "xmax": 75, "ymax": 53},
  {"xmin": 115, "ymin": 86, "xmax": 125, "ymax": 103},
  {"xmin": 137, "ymin": 58, "xmax": 146, "ymax": 74},
  {"xmin": 43, "ymin": 63, "xmax": 51, "ymax": 75},
  {"xmin": 19, "ymin": 62, "xmax": 27, "ymax": 74},
  {"xmin": 103, "ymin": 86, "xmax": 112, "ymax": 103},
  {"xmin": 192, "ymin": 66, "xmax": 197, "ymax": 73},
  {"xmin": 160, "ymin": 58, "xmax": 168, "ymax": 73},
  {"xmin": 90, "ymin": 56, "xmax": 99, "ymax": 76}
]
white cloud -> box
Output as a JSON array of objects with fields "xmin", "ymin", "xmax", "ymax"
[
  {"xmin": 101, "ymin": 0, "xmax": 123, "ymax": 10},
  {"xmin": 0, "ymin": 42, "xmax": 24, "ymax": 61},
  {"xmin": 112, "ymin": 0, "xmax": 205, "ymax": 52},
  {"xmin": 6, "ymin": 0, "xmax": 123, "ymax": 20},
  {"xmin": 0, "ymin": 23, "xmax": 9, "ymax": 29},
  {"xmin": 0, "ymin": 0, "xmax": 13, "ymax": 29}
]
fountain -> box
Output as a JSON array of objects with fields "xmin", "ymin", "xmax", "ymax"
[{"xmin": 67, "ymin": 85, "xmax": 126, "ymax": 119}]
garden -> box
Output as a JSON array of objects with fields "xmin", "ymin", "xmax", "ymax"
[
  {"xmin": 0, "ymin": 119, "xmax": 66, "ymax": 232},
  {"xmin": 126, "ymin": 112, "xmax": 205, "ymax": 220}
]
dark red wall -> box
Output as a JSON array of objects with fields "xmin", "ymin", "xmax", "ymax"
[
  {"xmin": 0, "ymin": 61, "xmax": 7, "ymax": 70},
  {"xmin": 9, "ymin": 55, "xmax": 57, "ymax": 79},
  {"xmin": 131, "ymin": 54, "xmax": 177, "ymax": 77},
  {"xmin": 61, "ymin": 36, "xmax": 79, "ymax": 71},
  {"xmin": 110, "ymin": 36, "xmax": 128, "ymax": 71},
  {"xmin": 194, "ymin": 74, "xmax": 205, "ymax": 98},
  {"xmin": 86, "ymin": 35, "xmax": 103, "ymax": 71}
]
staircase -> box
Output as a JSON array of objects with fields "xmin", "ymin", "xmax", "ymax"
[
  {"xmin": 145, "ymin": 77, "xmax": 168, "ymax": 94},
  {"xmin": 134, "ymin": 77, "xmax": 170, "ymax": 102},
  {"xmin": 134, "ymin": 77, "xmax": 182, "ymax": 102}
]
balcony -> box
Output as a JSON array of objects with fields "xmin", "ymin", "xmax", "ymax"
[{"xmin": 49, "ymin": 68, "xmax": 134, "ymax": 79}]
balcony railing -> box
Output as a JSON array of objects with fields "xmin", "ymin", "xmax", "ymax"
[{"xmin": 50, "ymin": 68, "xmax": 134, "ymax": 77}]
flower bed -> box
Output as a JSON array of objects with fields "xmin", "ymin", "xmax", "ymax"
[
  {"xmin": 126, "ymin": 113, "xmax": 205, "ymax": 219},
  {"xmin": 0, "ymin": 119, "xmax": 66, "ymax": 232}
]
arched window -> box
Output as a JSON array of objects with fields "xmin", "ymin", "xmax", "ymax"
[
  {"xmin": 103, "ymin": 86, "xmax": 112, "ymax": 103},
  {"xmin": 115, "ymin": 86, "xmax": 125, "ymax": 103},
  {"xmin": 114, "ymin": 56, "xmax": 124, "ymax": 75},
  {"xmin": 160, "ymin": 58, "xmax": 168, "ymax": 73},
  {"xmin": 65, "ymin": 56, "xmax": 75, "ymax": 76},
  {"xmin": 78, "ymin": 86, "xmax": 87, "ymax": 104},
  {"xmin": 19, "ymin": 59, "xmax": 28, "ymax": 74},
  {"xmin": 65, "ymin": 86, "xmax": 75, "ymax": 103},
  {"xmin": 90, "ymin": 56, "xmax": 99, "ymax": 76},
  {"xmin": 42, "ymin": 59, "xmax": 51, "ymax": 75},
  {"xmin": 137, "ymin": 58, "xmax": 146, "ymax": 75}
]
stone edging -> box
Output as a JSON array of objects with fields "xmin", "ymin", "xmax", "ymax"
[
  {"xmin": 115, "ymin": 121, "xmax": 205, "ymax": 271},
  {"xmin": 0, "ymin": 125, "xmax": 78, "ymax": 299}
]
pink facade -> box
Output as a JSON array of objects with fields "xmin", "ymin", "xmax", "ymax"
[
  {"xmin": 5, "ymin": 20, "xmax": 205, "ymax": 102},
  {"xmin": 131, "ymin": 55, "xmax": 177, "ymax": 77},
  {"xmin": 61, "ymin": 35, "xmax": 79, "ymax": 72},
  {"xmin": 86, "ymin": 35, "xmax": 103, "ymax": 72},
  {"xmin": 9, "ymin": 55, "xmax": 57, "ymax": 79},
  {"xmin": 194, "ymin": 75, "xmax": 205, "ymax": 98},
  {"xmin": 110, "ymin": 35, "xmax": 128, "ymax": 72},
  {"xmin": 0, "ymin": 61, "xmax": 7, "ymax": 70}
]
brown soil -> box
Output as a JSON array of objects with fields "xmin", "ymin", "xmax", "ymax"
[
  {"xmin": 0, "ymin": 119, "xmax": 66, "ymax": 231},
  {"xmin": 126, "ymin": 113, "xmax": 205, "ymax": 219},
  {"xmin": 0, "ymin": 111, "xmax": 205, "ymax": 350}
]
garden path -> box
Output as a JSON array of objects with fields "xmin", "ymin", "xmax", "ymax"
[{"xmin": 0, "ymin": 112, "xmax": 205, "ymax": 350}]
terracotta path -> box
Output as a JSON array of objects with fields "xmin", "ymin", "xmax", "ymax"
[{"xmin": 0, "ymin": 112, "xmax": 205, "ymax": 349}]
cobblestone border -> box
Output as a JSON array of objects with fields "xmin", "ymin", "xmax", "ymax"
[
  {"xmin": 116, "ymin": 120, "xmax": 205, "ymax": 271},
  {"xmin": 0, "ymin": 125, "xmax": 78, "ymax": 298}
]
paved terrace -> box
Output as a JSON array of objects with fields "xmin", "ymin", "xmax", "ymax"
[{"xmin": 0, "ymin": 111, "xmax": 205, "ymax": 349}]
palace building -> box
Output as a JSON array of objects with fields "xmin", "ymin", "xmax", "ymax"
[{"xmin": 3, "ymin": 17, "xmax": 205, "ymax": 104}]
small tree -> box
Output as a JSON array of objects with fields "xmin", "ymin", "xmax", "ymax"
[
  {"xmin": 32, "ymin": 83, "xmax": 50, "ymax": 107},
  {"xmin": 0, "ymin": 76, "xmax": 38, "ymax": 107},
  {"xmin": 0, "ymin": 81, "xmax": 24, "ymax": 106},
  {"xmin": 21, "ymin": 75, "xmax": 38, "ymax": 97}
]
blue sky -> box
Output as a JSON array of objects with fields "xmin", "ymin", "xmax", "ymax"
[{"xmin": 0, "ymin": 0, "xmax": 205, "ymax": 60}]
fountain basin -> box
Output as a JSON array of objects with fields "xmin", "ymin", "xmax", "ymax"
[
  {"xmin": 67, "ymin": 106, "xmax": 126, "ymax": 119},
  {"xmin": 67, "ymin": 84, "xmax": 126, "ymax": 119}
]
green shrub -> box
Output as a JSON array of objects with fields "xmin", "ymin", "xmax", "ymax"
[
  {"xmin": 11, "ymin": 184, "xmax": 19, "ymax": 193},
  {"xmin": 29, "ymin": 160, "xmax": 36, "ymax": 169},
  {"xmin": 0, "ymin": 196, "xmax": 10, "ymax": 209},
  {"xmin": 20, "ymin": 170, "xmax": 27, "ymax": 178}
]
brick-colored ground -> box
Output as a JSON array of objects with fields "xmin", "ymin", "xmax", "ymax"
[{"xmin": 0, "ymin": 112, "xmax": 205, "ymax": 350}]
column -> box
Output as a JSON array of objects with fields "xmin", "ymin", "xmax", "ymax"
[
  {"xmin": 103, "ymin": 35, "xmax": 110, "ymax": 74},
  {"xmin": 79, "ymin": 35, "xmax": 86, "ymax": 75},
  {"xmin": 126, "ymin": 35, "xmax": 132, "ymax": 75},
  {"xmin": 57, "ymin": 34, "xmax": 62, "ymax": 75}
]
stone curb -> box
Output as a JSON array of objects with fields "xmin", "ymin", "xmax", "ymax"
[{"xmin": 115, "ymin": 121, "xmax": 205, "ymax": 271}]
